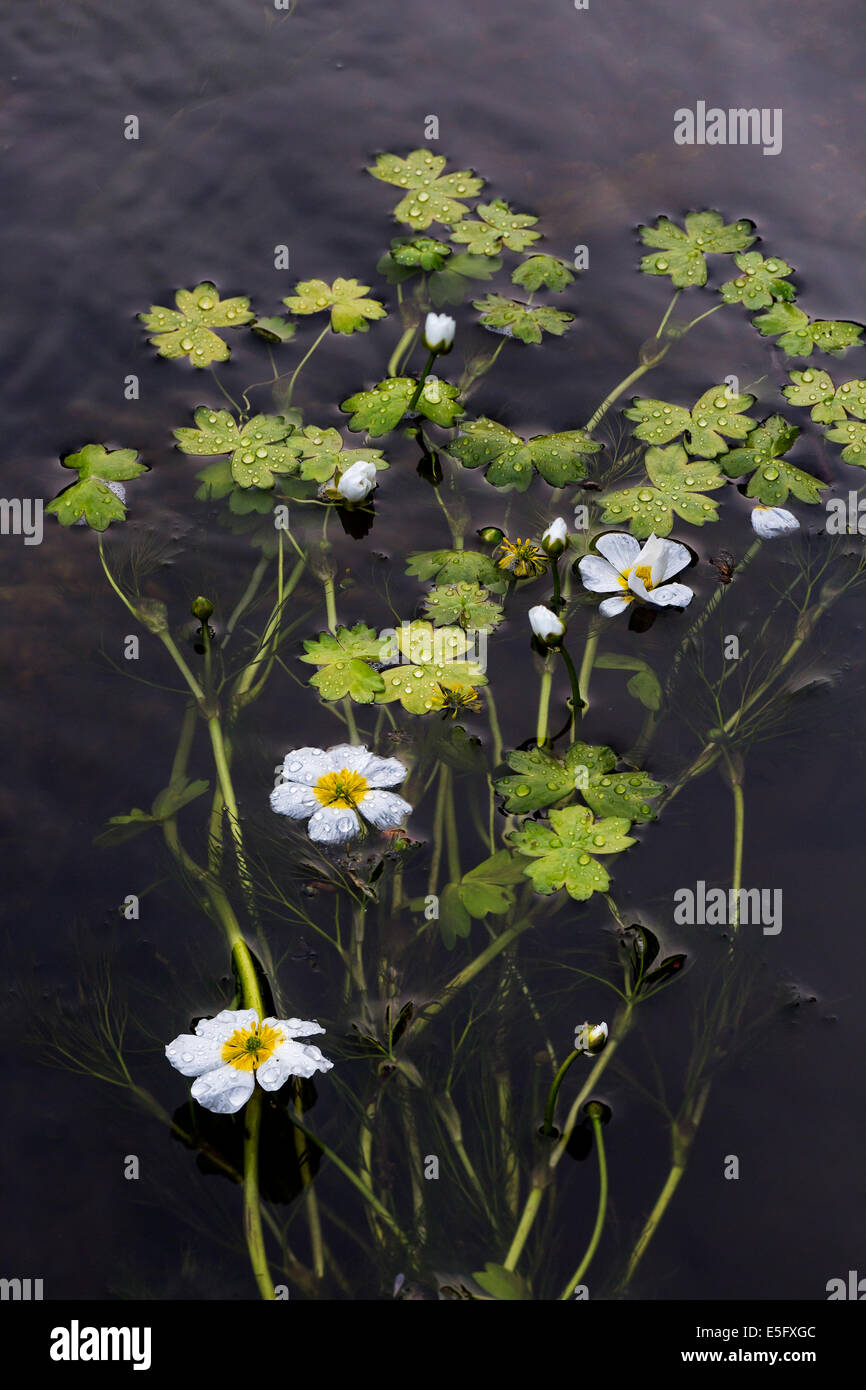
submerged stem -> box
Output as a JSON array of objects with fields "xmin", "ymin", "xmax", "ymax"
[
  {"xmin": 243, "ymin": 1088, "xmax": 275, "ymax": 1300},
  {"xmin": 559, "ymin": 1106, "xmax": 608, "ymax": 1298}
]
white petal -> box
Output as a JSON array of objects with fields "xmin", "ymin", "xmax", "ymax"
[
  {"xmin": 195, "ymin": 1008, "xmax": 257, "ymax": 1040},
  {"xmin": 165, "ymin": 1033, "xmax": 224, "ymax": 1077},
  {"xmin": 191, "ymin": 1064, "xmax": 255, "ymax": 1115},
  {"xmin": 529, "ymin": 605, "xmax": 566, "ymax": 641},
  {"xmin": 648, "ymin": 537, "xmax": 690, "ymax": 585},
  {"xmin": 278, "ymin": 747, "xmax": 331, "ymax": 785},
  {"xmin": 578, "ymin": 554, "xmax": 624, "ymax": 593},
  {"xmin": 359, "ymin": 788, "xmax": 413, "ymax": 829},
  {"xmin": 594, "ymin": 532, "xmax": 640, "ymax": 573},
  {"xmin": 270, "ymin": 781, "xmax": 318, "ymax": 818},
  {"xmin": 751, "ymin": 505, "xmax": 799, "ymax": 538},
  {"xmin": 264, "ymin": 1016, "xmax": 325, "ymax": 1039},
  {"xmin": 257, "ymin": 1040, "xmax": 334, "ymax": 1091},
  {"xmin": 326, "ymin": 745, "xmax": 407, "ymax": 787},
  {"xmin": 643, "ymin": 581, "xmax": 693, "ymax": 608},
  {"xmin": 598, "ymin": 594, "xmax": 631, "ymax": 617},
  {"xmin": 307, "ymin": 804, "xmax": 361, "ymax": 844}
]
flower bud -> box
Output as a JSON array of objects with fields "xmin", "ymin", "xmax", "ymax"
[
  {"xmin": 423, "ymin": 312, "xmax": 456, "ymax": 354},
  {"xmin": 541, "ymin": 517, "xmax": 568, "ymax": 557},
  {"xmin": 190, "ymin": 595, "xmax": 214, "ymax": 622},
  {"xmin": 529, "ymin": 604, "xmax": 566, "ymax": 647},
  {"xmin": 337, "ymin": 459, "xmax": 378, "ymax": 504},
  {"xmin": 575, "ymin": 1021, "xmax": 608, "ymax": 1055},
  {"xmin": 478, "ymin": 525, "xmax": 504, "ymax": 546}
]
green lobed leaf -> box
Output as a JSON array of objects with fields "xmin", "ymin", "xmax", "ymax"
[
  {"xmin": 47, "ymin": 443, "xmax": 148, "ymax": 530},
  {"xmin": 495, "ymin": 743, "xmax": 662, "ymax": 821},
  {"xmin": 639, "ymin": 212, "xmax": 755, "ymax": 288},
  {"xmin": 422, "ymin": 581, "xmax": 504, "ymax": 631},
  {"xmin": 450, "ymin": 199, "xmax": 540, "ymax": 255},
  {"xmin": 139, "ymin": 282, "xmax": 253, "ymax": 365},
  {"xmin": 283, "ymin": 278, "xmax": 386, "ymax": 334},
  {"xmin": 252, "ymin": 316, "xmax": 297, "ymax": 344},
  {"xmin": 376, "ymin": 622, "xmax": 486, "ymax": 714},
  {"xmin": 511, "ymin": 254, "xmax": 575, "ymax": 292},
  {"xmin": 428, "ymin": 252, "xmax": 502, "ymax": 307},
  {"xmin": 753, "ymin": 302, "xmax": 863, "ymax": 358},
  {"xmin": 783, "ymin": 369, "xmax": 866, "ymax": 424},
  {"xmin": 406, "ymin": 548, "xmax": 506, "ymax": 590},
  {"xmin": 599, "ymin": 443, "xmax": 725, "ymax": 537},
  {"xmin": 624, "ymin": 386, "xmax": 756, "ymax": 457},
  {"xmin": 824, "ymin": 419, "xmax": 866, "ymax": 467},
  {"xmin": 721, "ymin": 415, "xmax": 826, "ymax": 505},
  {"xmin": 719, "ymin": 251, "xmax": 795, "ymax": 309},
  {"xmin": 473, "ymin": 293, "xmax": 573, "ymax": 344},
  {"xmin": 367, "ymin": 149, "xmax": 484, "ymax": 229},
  {"xmin": 449, "ymin": 417, "xmax": 600, "ymax": 491},
  {"xmin": 595, "ymin": 653, "xmax": 662, "ymax": 710},
  {"xmin": 509, "ymin": 805, "xmax": 635, "ymax": 901},
  {"xmin": 341, "ymin": 376, "xmax": 463, "ymax": 436},
  {"xmin": 472, "ymin": 1263, "xmax": 532, "ymax": 1301},
  {"xmin": 175, "ymin": 408, "xmax": 301, "ymax": 488}
]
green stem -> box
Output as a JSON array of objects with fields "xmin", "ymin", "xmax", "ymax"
[
  {"xmin": 222, "ymin": 556, "xmax": 269, "ymax": 649},
  {"xmin": 286, "ymin": 324, "xmax": 330, "ymax": 406},
  {"xmin": 541, "ymin": 1049, "xmax": 579, "ymax": 1136},
  {"xmin": 388, "ymin": 323, "xmax": 417, "ymax": 379},
  {"xmin": 243, "ymin": 1088, "xmax": 275, "ymax": 1300},
  {"xmin": 559, "ymin": 1107, "xmax": 608, "ymax": 1298},
  {"xmin": 293, "ymin": 1092, "xmax": 325, "ymax": 1279},
  {"xmin": 409, "ymin": 349, "xmax": 437, "ymax": 412},
  {"xmin": 558, "ymin": 643, "xmax": 583, "ymax": 734},
  {"xmin": 536, "ymin": 661, "xmax": 553, "ymax": 746},
  {"xmin": 411, "ymin": 919, "xmax": 534, "ymax": 1041},
  {"xmin": 655, "ymin": 291, "xmax": 681, "ymax": 338},
  {"xmin": 576, "ymin": 619, "xmax": 601, "ymax": 710}
]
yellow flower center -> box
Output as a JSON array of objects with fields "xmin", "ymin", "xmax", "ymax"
[
  {"xmin": 619, "ymin": 563, "xmax": 654, "ymax": 591},
  {"xmin": 313, "ymin": 768, "xmax": 369, "ymax": 809},
  {"xmin": 221, "ymin": 1019, "xmax": 284, "ymax": 1071},
  {"xmin": 496, "ymin": 537, "xmax": 547, "ymax": 578}
]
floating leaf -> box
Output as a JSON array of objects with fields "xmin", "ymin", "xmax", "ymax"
[
  {"xmin": 722, "ymin": 416, "xmax": 827, "ymax": 505},
  {"xmin": 719, "ymin": 251, "xmax": 795, "ymax": 309},
  {"xmin": 824, "ymin": 418, "xmax": 866, "ymax": 466},
  {"xmin": 473, "ymin": 293, "xmax": 573, "ymax": 344},
  {"xmin": 639, "ymin": 212, "xmax": 755, "ymax": 288},
  {"xmin": 367, "ymin": 149, "xmax": 484, "ymax": 229},
  {"xmin": 423, "ymin": 581, "xmax": 504, "ymax": 631},
  {"xmin": 46, "ymin": 444, "xmax": 148, "ymax": 530},
  {"xmin": 341, "ymin": 376, "xmax": 463, "ymax": 437},
  {"xmin": 450, "ymin": 199, "xmax": 540, "ymax": 255},
  {"xmin": 753, "ymin": 302, "xmax": 863, "ymax": 358},
  {"xmin": 252, "ymin": 316, "xmax": 297, "ymax": 344},
  {"xmin": 140, "ymin": 282, "xmax": 253, "ymax": 365},
  {"xmin": 495, "ymin": 743, "xmax": 662, "ymax": 821},
  {"xmin": 406, "ymin": 548, "xmax": 506, "ymax": 590},
  {"xmin": 288, "ymin": 426, "xmax": 387, "ymax": 483},
  {"xmin": 510, "ymin": 805, "xmax": 635, "ymax": 901},
  {"xmin": 449, "ymin": 417, "xmax": 600, "ymax": 491},
  {"xmin": 624, "ymin": 386, "xmax": 756, "ymax": 457},
  {"xmin": 283, "ymin": 278, "xmax": 386, "ymax": 335},
  {"xmin": 783, "ymin": 369, "xmax": 866, "ymax": 424},
  {"xmin": 600, "ymin": 443, "xmax": 725, "ymax": 537},
  {"xmin": 511, "ymin": 254, "xmax": 575, "ymax": 292},
  {"xmin": 438, "ymin": 852, "xmax": 524, "ymax": 949},
  {"xmin": 299, "ymin": 624, "xmax": 386, "ymax": 704},
  {"xmin": 175, "ymin": 408, "xmax": 300, "ymax": 488},
  {"xmin": 377, "ymin": 622, "xmax": 486, "ymax": 715}
]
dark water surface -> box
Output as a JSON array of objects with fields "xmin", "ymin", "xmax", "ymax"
[{"xmin": 2, "ymin": 0, "xmax": 865, "ymax": 1300}]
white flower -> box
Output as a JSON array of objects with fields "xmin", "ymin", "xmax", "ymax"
[
  {"xmin": 166, "ymin": 1008, "xmax": 333, "ymax": 1115},
  {"xmin": 270, "ymin": 743, "xmax": 412, "ymax": 844},
  {"xmin": 337, "ymin": 460, "xmax": 378, "ymax": 503},
  {"xmin": 750, "ymin": 505, "xmax": 799, "ymax": 539},
  {"xmin": 529, "ymin": 604, "xmax": 566, "ymax": 645},
  {"xmin": 423, "ymin": 312, "xmax": 456, "ymax": 353},
  {"xmin": 578, "ymin": 532, "xmax": 693, "ymax": 617},
  {"xmin": 576, "ymin": 1021, "xmax": 608, "ymax": 1055},
  {"xmin": 541, "ymin": 517, "xmax": 568, "ymax": 556}
]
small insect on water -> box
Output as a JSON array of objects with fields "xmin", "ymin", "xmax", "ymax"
[{"xmin": 709, "ymin": 549, "xmax": 736, "ymax": 585}]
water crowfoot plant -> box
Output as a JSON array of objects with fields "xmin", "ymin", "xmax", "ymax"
[{"xmin": 44, "ymin": 147, "xmax": 866, "ymax": 1301}]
